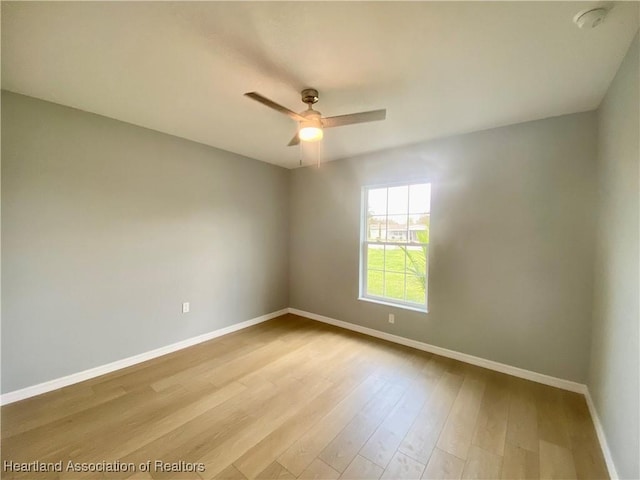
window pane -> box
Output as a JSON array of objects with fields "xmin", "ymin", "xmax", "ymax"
[
  {"xmin": 387, "ymin": 215, "xmax": 408, "ymax": 242},
  {"xmin": 384, "ymin": 272, "xmax": 405, "ymax": 300},
  {"xmin": 387, "ymin": 186, "xmax": 408, "ymax": 214},
  {"xmin": 367, "ymin": 270, "xmax": 384, "ymax": 297},
  {"xmin": 366, "ymin": 245, "xmax": 384, "ymax": 270},
  {"xmin": 367, "ymin": 188, "xmax": 387, "ymax": 216},
  {"xmin": 408, "ymin": 214, "xmax": 429, "ymax": 243},
  {"xmin": 367, "ymin": 216, "xmax": 387, "ymax": 241},
  {"xmin": 384, "ymin": 245, "xmax": 405, "ymax": 273},
  {"xmin": 409, "ymin": 183, "xmax": 431, "ymax": 214},
  {"xmin": 404, "ymin": 245, "xmax": 427, "ymax": 280},
  {"xmin": 406, "ymin": 275, "xmax": 426, "ymax": 304}
]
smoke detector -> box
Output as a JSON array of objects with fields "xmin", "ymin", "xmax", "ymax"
[{"xmin": 573, "ymin": 7, "xmax": 609, "ymax": 29}]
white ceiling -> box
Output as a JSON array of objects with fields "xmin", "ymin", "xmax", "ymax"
[{"xmin": 2, "ymin": 2, "xmax": 638, "ymax": 168}]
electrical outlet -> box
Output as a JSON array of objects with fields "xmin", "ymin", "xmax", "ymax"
[
  {"xmin": 182, "ymin": 302, "xmax": 190, "ymax": 313},
  {"xmin": 388, "ymin": 313, "xmax": 395, "ymax": 324}
]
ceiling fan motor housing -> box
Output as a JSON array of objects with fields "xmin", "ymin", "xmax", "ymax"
[{"xmin": 301, "ymin": 88, "xmax": 319, "ymax": 105}]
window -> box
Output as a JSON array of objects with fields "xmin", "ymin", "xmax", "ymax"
[{"xmin": 360, "ymin": 182, "xmax": 431, "ymax": 311}]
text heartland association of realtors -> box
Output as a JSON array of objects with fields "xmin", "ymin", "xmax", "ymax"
[{"xmin": 3, "ymin": 460, "xmax": 206, "ymax": 473}]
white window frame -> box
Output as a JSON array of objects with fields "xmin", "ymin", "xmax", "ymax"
[{"xmin": 358, "ymin": 181, "xmax": 430, "ymax": 313}]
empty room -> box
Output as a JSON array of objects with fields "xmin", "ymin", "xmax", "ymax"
[{"xmin": 1, "ymin": 2, "xmax": 638, "ymax": 480}]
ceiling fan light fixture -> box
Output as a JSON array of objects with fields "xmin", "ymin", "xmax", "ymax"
[
  {"xmin": 298, "ymin": 111, "xmax": 323, "ymax": 142},
  {"xmin": 299, "ymin": 124, "xmax": 323, "ymax": 142}
]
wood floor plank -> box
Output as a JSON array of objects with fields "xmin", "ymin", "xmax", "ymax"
[
  {"xmin": 461, "ymin": 445, "xmax": 502, "ymax": 480},
  {"xmin": 277, "ymin": 375, "xmax": 386, "ymax": 476},
  {"xmin": 93, "ymin": 327, "xmax": 272, "ymax": 393},
  {"xmin": 1, "ymin": 385, "xmax": 127, "ymax": 439},
  {"xmin": 0, "ymin": 314, "xmax": 608, "ymax": 480},
  {"xmin": 381, "ymin": 451, "xmax": 425, "ymax": 480},
  {"xmin": 125, "ymin": 471, "xmax": 156, "ymax": 480},
  {"xmin": 68, "ymin": 382, "xmax": 247, "ymax": 466},
  {"xmin": 319, "ymin": 381, "xmax": 407, "ymax": 472},
  {"xmin": 360, "ymin": 356, "xmax": 445, "ymax": 468},
  {"xmin": 233, "ymin": 372, "xmax": 361, "ymax": 479},
  {"xmin": 206, "ymin": 337, "xmax": 310, "ymax": 388},
  {"xmin": 501, "ymin": 443, "xmax": 539, "ymax": 479},
  {"xmin": 319, "ymin": 412, "xmax": 385, "ymax": 474},
  {"xmin": 398, "ymin": 371, "xmax": 464, "ymax": 464},
  {"xmin": 178, "ymin": 371, "xmax": 334, "ymax": 478},
  {"xmin": 422, "ymin": 448, "xmax": 464, "ymax": 480},
  {"xmin": 122, "ymin": 333, "xmax": 342, "ymax": 477},
  {"xmin": 253, "ymin": 461, "xmax": 295, "ymax": 480},
  {"xmin": 114, "ymin": 380, "xmax": 280, "ymax": 479},
  {"xmin": 149, "ymin": 339, "xmax": 278, "ymax": 392},
  {"xmin": 436, "ymin": 375, "xmax": 486, "ymax": 460},
  {"xmin": 339, "ymin": 455, "xmax": 383, "ymax": 480},
  {"xmin": 199, "ymin": 384, "xmax": 336, "ymax": 478},
  {"xmin": 3, "ymin": 385, "xmax": 169, "ymax": 461},
  {"xmin": 539, "ymin": 440, "xmax": 577, "ymax": 480},
  {"xmin": 560, "ymin": 392, "xmax": 609, "ymax": 480},
  {"xmin": 506, "ymin": 379, "xmax": 539, "ymax": 453},
  {"xmin": 215, "ymin": 464, "xmax": 248, "ymax": 480},
  {"xmin": 358, "ymin": 425, "xmax": 403, "ymax": 471},
  {"xmin": 297, "ymin": 459, "xmax": 340, "ymax": 480},
  {"xmin": 533, "ymin": 384, "xmax": 571, "ymax": 450},
  {"xmin": 471, "ymin": 373, "xmax": 509, "ymax": 456}
]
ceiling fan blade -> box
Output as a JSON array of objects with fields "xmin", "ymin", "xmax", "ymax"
[
  {"xmin": 287, "ymin": 133, "xmax": 300, "ymax": 147},
  {"xmin": 244, "ymin": 92, "xmax": 306, "ymax": 122},
  {"xmin": 322, "ymin": 109, "xmax": 386, "ymax": 128}
]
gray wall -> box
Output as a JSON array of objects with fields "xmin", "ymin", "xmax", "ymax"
[
  {"xmin": 289, "ymin": 112, "xmax": 597, "ymax": 383},
  {"xmin": 1, "ymin": 91, "xmax": 289, "ymax": 394},
  {"xmin": 589, "ymin": 34, "xmax": 639, "ymax": 480}
]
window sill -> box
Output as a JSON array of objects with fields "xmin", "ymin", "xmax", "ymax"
[{"xmin": 358, "ymin": 296, "xmax": 429, "ymax": 314}]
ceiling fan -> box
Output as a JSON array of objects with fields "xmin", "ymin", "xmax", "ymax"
[{"xmin": 244, "ymin": 89, "xmax": 386, "ymax": 146}]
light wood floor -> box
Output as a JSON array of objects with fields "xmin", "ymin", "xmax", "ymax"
[{"xmin": 1, "ymin": 314, "xmax": 608, "ymax": 480}]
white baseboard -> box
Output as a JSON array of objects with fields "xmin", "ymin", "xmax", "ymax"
[
  {"xmin": 0, "ymin": 308, "xmax": 288, "ymax": 406},
  {"xmin": 584, "ymin": 389, "xmax": 619, "ymax": 479},
  {"xmin": 288, "ymin": 307, "xmax": 587, "ymax": 394}
]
